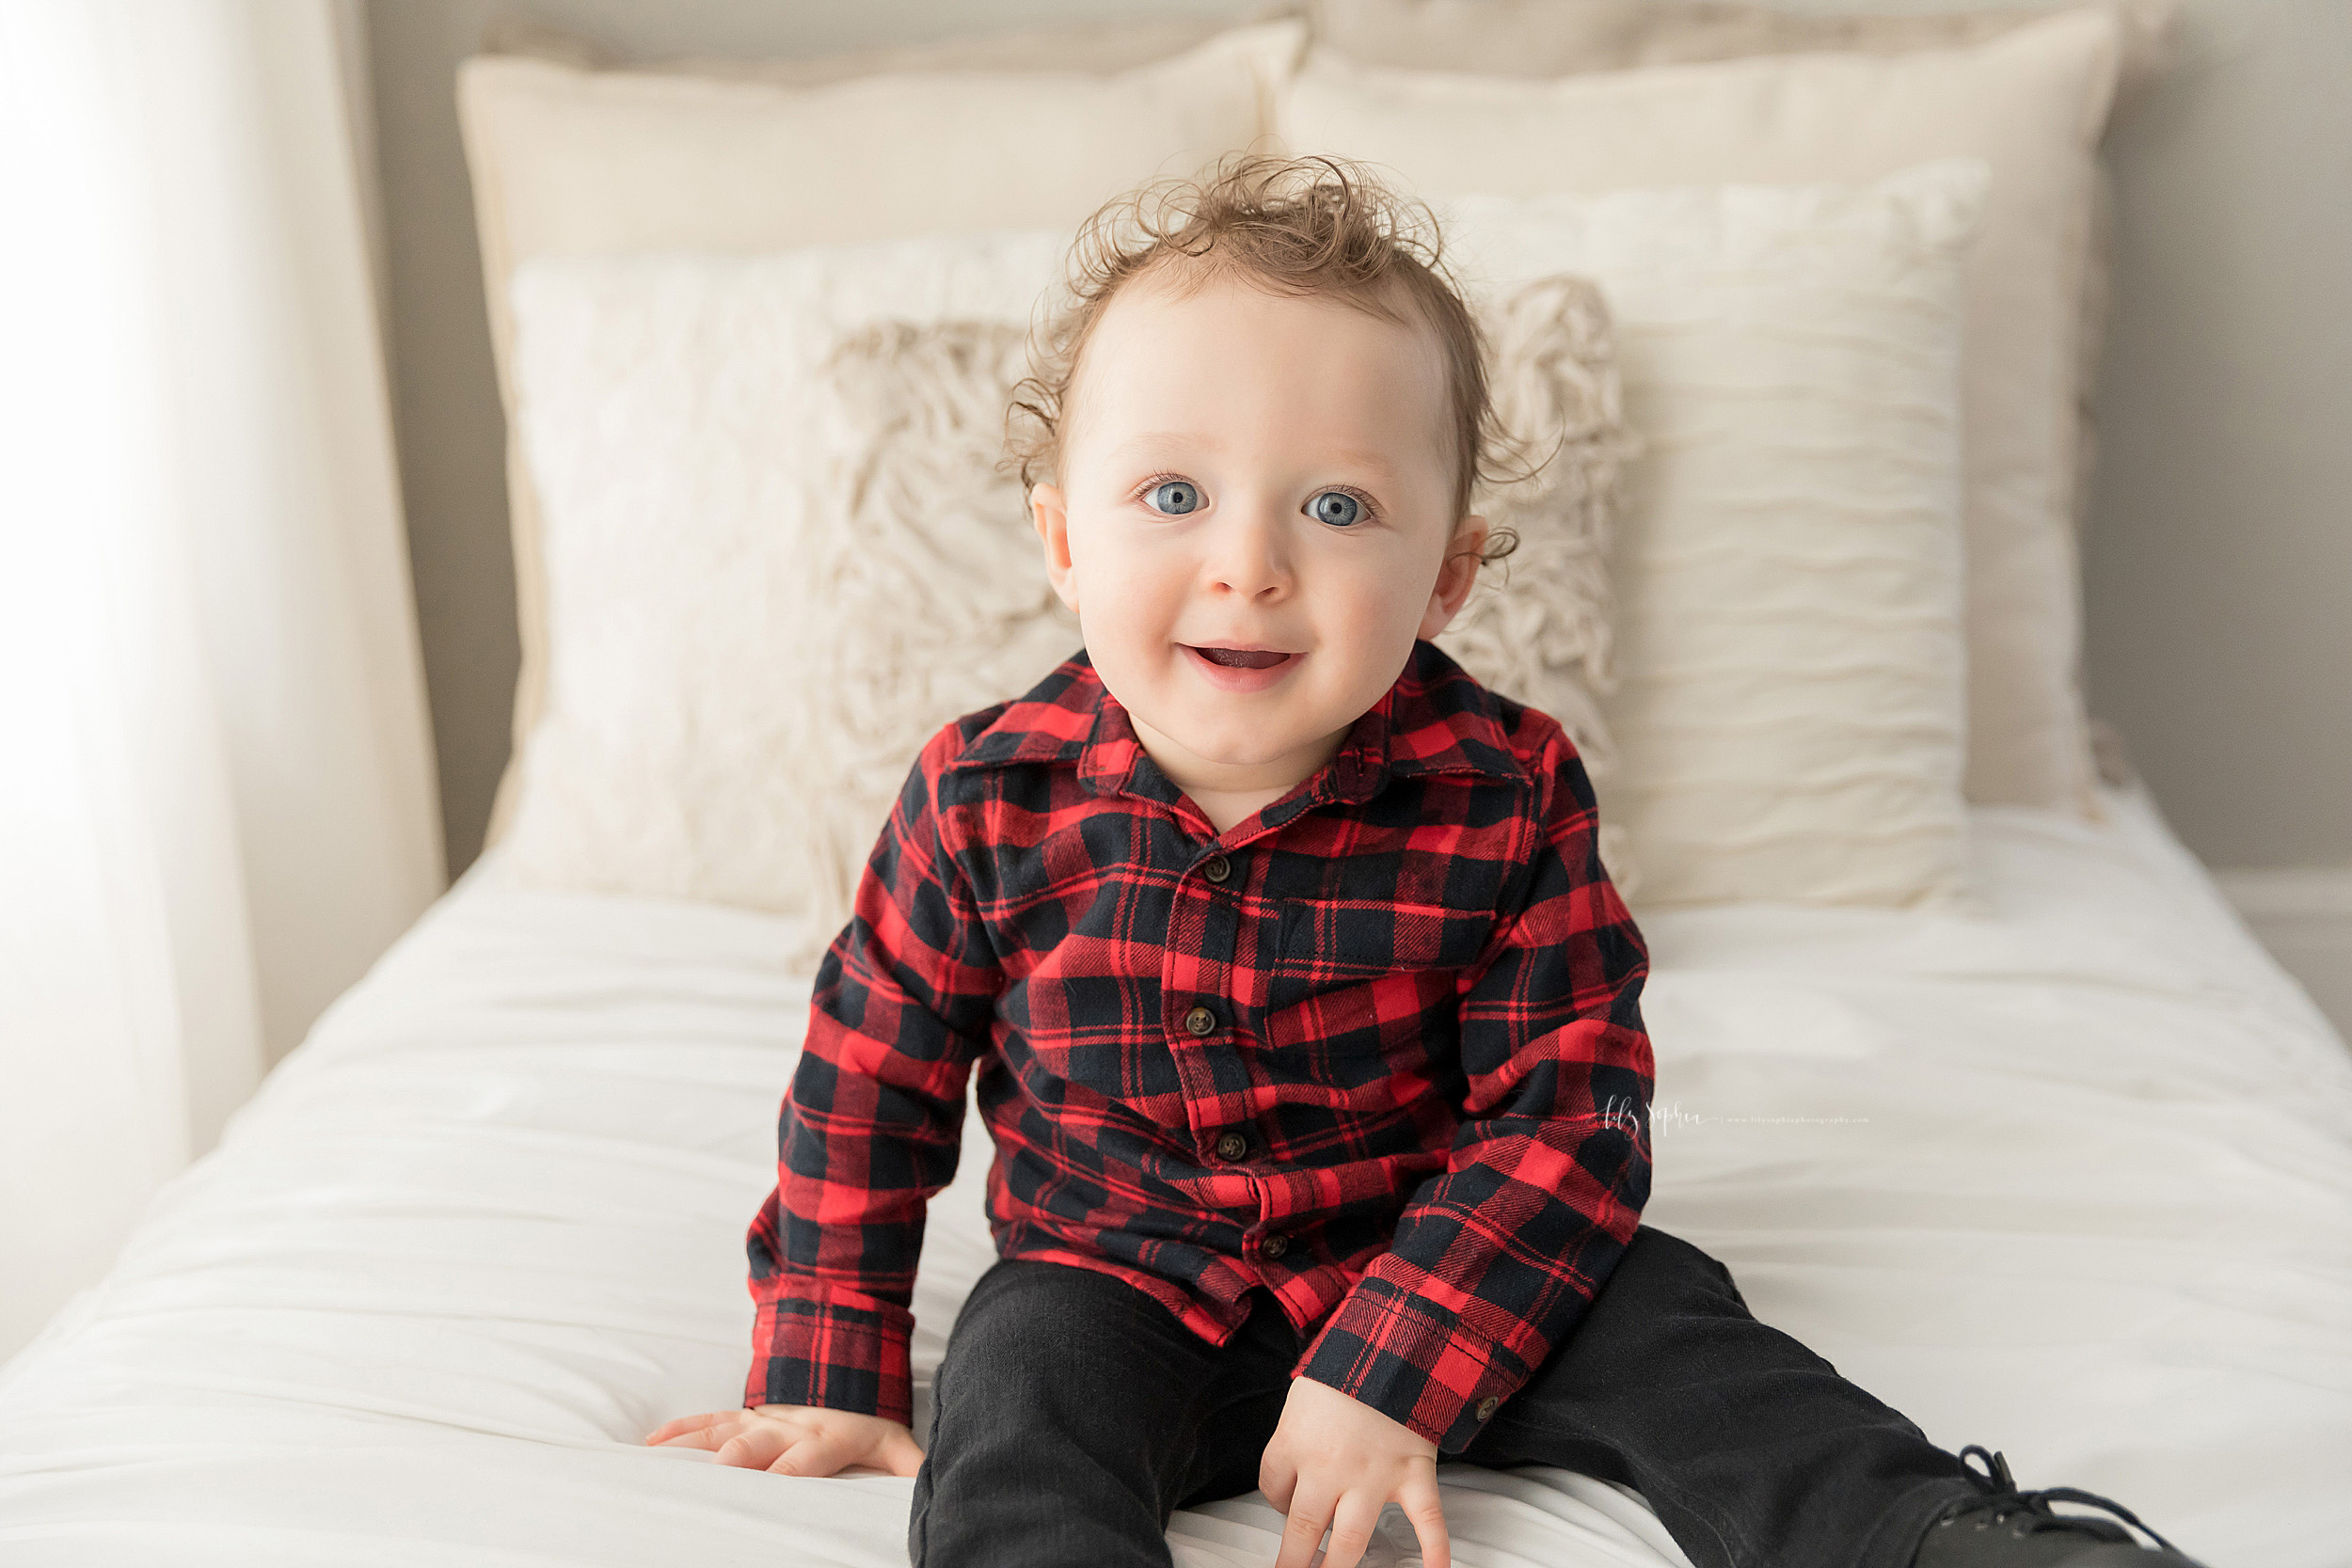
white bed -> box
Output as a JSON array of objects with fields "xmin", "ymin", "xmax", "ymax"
[{"xmin": 2, "ymin": 783, "xmax": 2345, "ymax": 1567}]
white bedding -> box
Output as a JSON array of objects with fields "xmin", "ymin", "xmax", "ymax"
[{"xmin": 2, "ymin": 785, "xmax": 2347, "ymax": 1567}]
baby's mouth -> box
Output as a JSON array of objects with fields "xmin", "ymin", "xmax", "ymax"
[{"xmin": 1188, "ymin": 645, "xmax": 1293, "ymax": 670}]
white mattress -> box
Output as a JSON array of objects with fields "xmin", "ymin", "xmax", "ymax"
[{"xmin": 2, "ymin": 785, "xmax": 2347, "ymax": 1567}]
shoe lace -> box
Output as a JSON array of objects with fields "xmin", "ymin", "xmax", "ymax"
[{"xmin": 1928, "ymin": 1445, "xmax": 2185, "ymax": 1557}]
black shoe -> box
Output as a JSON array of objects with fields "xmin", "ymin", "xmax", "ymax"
[{"xmin": 1909, "ymin": 1446, "xmax": 2212, "ymax": 1568}]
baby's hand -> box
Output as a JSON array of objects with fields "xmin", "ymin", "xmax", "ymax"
[
  {"xmin": 1260, "ymin": 1377, "xmax": 1451, "ymax": 1568},
  {"xmin": 644, "ymin": 1403, "xmax": 924, "ymax": 1479}
]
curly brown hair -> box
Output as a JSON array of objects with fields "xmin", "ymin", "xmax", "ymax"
[{"xmin": 1006, "ymin": 153, "xmax": 1521, "ymax": 569}]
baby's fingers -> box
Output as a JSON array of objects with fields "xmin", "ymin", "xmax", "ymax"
[
  {"xmin": 713, "ymin": 1421, "xmax": 800, "ymax": 1472},
  {"xmin": 871, "ymin": 1423, "xmax": 928, "ymax": 1477},
  {"xmin": 1273, "ymin": 1481, "xmax": 1338, "ymax": 1568},
  {"xmin": 644, "ymin": 1410, "xmax": 748, "ymax": 1449},
  {"xmin": 1399, "ymin": 1480, "xmax": 1452, "ymax": 1568},
  {"xmin": 765, "ymin": 1428, "xmax": 863, "ymax": 1479},
  {"xmin": 1315, "ymin": 1491, "xmax": 1388, "ymax": 1568}
]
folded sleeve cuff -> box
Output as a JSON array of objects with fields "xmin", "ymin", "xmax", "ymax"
[
  {"xmin": 1293, "ymin": 1273, "xmax": 1535, "ymax": 1455},
  {"xmin": 743, "ymin": 1287, "xmax": 914, "ymax": 1427}
]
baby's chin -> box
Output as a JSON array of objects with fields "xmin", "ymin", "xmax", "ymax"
[
  {"xmin": 1152, "ymin": 698, "xmax": 1348, "ymax": 773},
  {"xmin": 1167, "ymin": 730, "xmax": 1309, "ymax": 769}
]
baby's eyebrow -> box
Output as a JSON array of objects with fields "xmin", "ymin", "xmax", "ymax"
[
  {"xmin": 1323, "ymin": 447, "xmax": 1402, "ymax": 481},
  {"xmin": 1106, "ymin": 431, "xmax": 1228, "ymax": 461},
  {"xmin": 1105, "ymin": 433, "xmax": 1401, "ymax": 481}
]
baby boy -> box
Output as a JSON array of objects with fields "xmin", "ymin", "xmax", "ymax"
[{"xmin": 647, "ymin": 157, "xmax": 2204, "ymax": 1568}]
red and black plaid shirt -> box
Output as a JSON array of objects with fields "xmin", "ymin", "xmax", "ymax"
[{"xmin": 744, "ymin": 638, "xmax": 1653, "ymax": 1452}]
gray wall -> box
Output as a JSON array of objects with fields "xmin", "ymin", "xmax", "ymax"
[
  {"xmin": 366, "ymin": 0, "xmax": 2352, "ymax": 879},
  {"xmin": 2080, "ymin": 0, "xmax": 2349, "ymax": 869}
]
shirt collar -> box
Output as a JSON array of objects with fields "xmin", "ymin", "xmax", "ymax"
[{"xmin": 947, "ymin": 640, "xmax": 1528, "ymax": 815}]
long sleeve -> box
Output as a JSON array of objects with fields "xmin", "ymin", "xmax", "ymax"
[
  {"xmin": 1292, "ymin": 721, "xmax": 1653, "ymax": 1453},
  {"xmin": 742, "ymin": 722, "xmax": 1001, "ymax": 1425}
]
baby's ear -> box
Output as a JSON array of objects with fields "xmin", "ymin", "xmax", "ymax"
[
  {"xmin": 1031, "ymin": 483, "xmax": 1079, "ymax": 613},
  {"xmin": 1420, "ymin": 514, "xmax": 1487, "ymax": 640}
]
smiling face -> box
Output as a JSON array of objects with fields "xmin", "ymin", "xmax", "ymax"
[{"xmin": 1028, "ymin": 264, "xmax": 1487, "ymax": 825}]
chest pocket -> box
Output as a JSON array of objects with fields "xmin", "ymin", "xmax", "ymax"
[{"xmin": 1262, "ymin": 896, "xmax": 1496, "ymax": 1059}]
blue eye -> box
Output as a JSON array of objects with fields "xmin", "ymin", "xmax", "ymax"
[
  {"xmin": 1308, "ymin": 490, "xmax": 1362, "ymax": 528},
  {"xmin": 1147, "ymin": 480, "xmax": 1200, "ymax": 515}
]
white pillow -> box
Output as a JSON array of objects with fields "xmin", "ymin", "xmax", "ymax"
[
  {"xmin": 455, "ymin": 21, "xmax": 1307, "ymax": 841},
  {"xmin": 1310, "ymin": 0, "xmax": 2173, "ymax": 88},
  {"xmin": 1279, "ymin": 10, "xmax": 2122, "ymax": 818},
  {"xmin": 1442, "ymin": 160, "xmax": 1989, "ymax": 908},
  {"xmin": 498, "ymin": 232, "xmax": 1068, "ymax": 971}
]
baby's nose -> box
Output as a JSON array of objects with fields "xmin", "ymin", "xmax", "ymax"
[{"xmin": 1203, "ymin": 508, "xmax": 1293, "ymax": 597}]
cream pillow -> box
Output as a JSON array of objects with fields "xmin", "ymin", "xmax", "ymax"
[
  {"xmin": 499, "ymin": 241, "xmax": 1633, "ymax": 960},
  {"xmin": 1309, "ymin": 0, "xmax": 2175, "ymax": 560},
  {"xmin": 1443, "ymin": 161, "xmax": 1988, "ymax": 908},
  {"xmin": 1280, "ymin": 10, "xmax": 2122, "ymax": 817},
  {"xmin": 498, "ymin": 231, "xmax": 1068, "ymax": 969},
  {"xmin": 1310, "ymin": 0, "xmax": 2172, "ymax": 87},
  {"xmin": 479, "ymin": 12, "xmax": 1269, "ymax": 86},
  {"xmin": 455, "ymin": 21, "xmax": 1306, "ymax": 841}
]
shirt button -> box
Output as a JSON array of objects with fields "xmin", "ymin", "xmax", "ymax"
[
  {"xmin": 1213, "ymin": 1131, "xmax": 1249, "ymax": 1162},
  {"xmin": 1257, "ymin": 1234, "xmax": 1289, "ymax": 1261},
  {"xmin": 1184, "ymin": 1004, "xmax": 1217, "ymax": 1037},
  {"xmin": 1200, "ymin": 852, "xmax": 1232, "ymax": 884},
  {"xmin": 1475, "ymin": 1396, "xmax": 1501, "ymax": 1422}
]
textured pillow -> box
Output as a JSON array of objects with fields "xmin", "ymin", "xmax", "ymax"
[
  {"xmin": 792, "ymin": 318, "xmax": 1085, "ymax": 970},
  {"xmin": 455, "ymin": 21, "xmax": 1306, "ymax": 842},
  {"xmin": 1437, "ymin": 274, "xmax": 1632, "ymax": 797},
  {"xmin": 1280, "ymin": 9, "xmax": 2122, "ymax": 819},
  {"xmin": 801, "ymin": 277, "xmax": 1636, "ymax": 953},
  {"xmin": 1443, "ymin": 161, "xmax": 1989, "ymax": 908},
  {"xmin": 499, "ymin": 243, "xmax": 1633, "ymax": 962}
]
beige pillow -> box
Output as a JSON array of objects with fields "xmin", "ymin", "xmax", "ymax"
[
  {"xmin": 479, "ymin": 12, "xmax": 1276, "ymax": 86},
  {"xmin": 455, "ymin": 21, "xmax": 1306, "ymax": 843},
  {"xmin": 498, "ymin": 238, "xmax": 1631, "ymax": 959},
  {"xmin": 1310, "ymin": 0, "xmax": 2172, "ymax": 89},
  {"xmin": 1309, "ymin": 0, "xmax": 2175, "ymax": 557},
  {"xmin": 1444, "ymin": 161, "xmax": 1988, "ymax": 908},
  {"xmin": 1280, "ymin": 9, "xmax": 2122, "ymax": 817}
]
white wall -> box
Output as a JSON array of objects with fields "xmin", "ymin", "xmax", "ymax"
[{"xmin": 2083, "ymin": 0, "xmax": 2350, "ymax": 874}]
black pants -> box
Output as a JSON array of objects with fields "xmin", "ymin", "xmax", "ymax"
[{"xmin": 908, "ymin": 1226, "xmax": 1980, "ymax": 1568}]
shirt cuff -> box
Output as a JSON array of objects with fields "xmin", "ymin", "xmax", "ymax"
[
  {"xmin": 743, "ymin": 1285, "xmax": 914, "ymax": 1427},
  {"xmin": 1292, "ymin": 1270, "xmax": 1535, "ymax": 1455}
]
